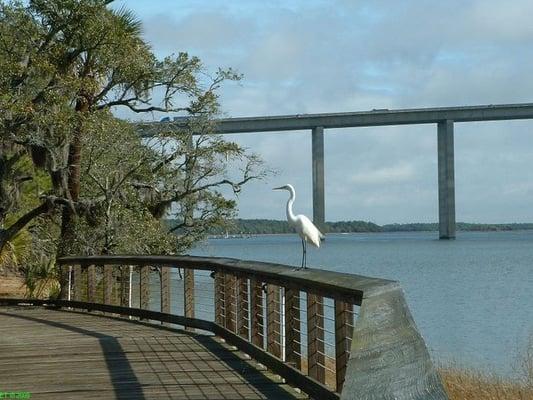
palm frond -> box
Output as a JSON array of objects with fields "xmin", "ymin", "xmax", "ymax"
[
  {"xmin": 0, "ymin": 225, "xmax": 32, "ymax": 269},
  {"xmin": 112, "ymin": 6, "xmax": 142, "ymax": 36}
]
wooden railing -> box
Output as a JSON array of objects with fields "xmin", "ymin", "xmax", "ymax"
[{"xmin": 12, "ymin": 255, "xmax": 448, "ymax": 400}]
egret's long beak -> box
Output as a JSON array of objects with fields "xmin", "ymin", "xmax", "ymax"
[{"xmin": 272, "ymin": 186, "xmax": 284, "ymax": 191}]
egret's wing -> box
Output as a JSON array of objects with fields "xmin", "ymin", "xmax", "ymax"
[{"xmin": 298, "ymin": 215, "xmax": 323, "ymax": 248}]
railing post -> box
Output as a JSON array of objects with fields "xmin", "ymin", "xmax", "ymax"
[
  {"xmin": 120, "ymin": 266, "xmax": 130, "ymax": 308},
  {"xmin": 54, "ymin": 254, "xmax": 448, "ymax": 400},
  {"xmin": 267, "ymin": 284, "xmax": 281, "ymax": 358},
  {"xmin": 119, "ymin": 265, "xmax": 130, "ymax": 318},
  {"xmin": 237, "ymin": 277, "xmax": 249, "ymax": 340},
  {"xmin": 160, "ymin": 266, "xmax": 171, "ymax": 319},
  {"xmin": 103, "ymin": 265, "xmax": 113, "ymax": 305},
  {"xmin": 140, "ymin": 266, "xmax": 150, "ymax": 312},
  {"xmin": 224, "ymin": 273, "xmax": 237, "ymax": 332},
  {"xmin": 67, "ymin": 265, "xmax": 72, "ymax": 301},
  {"xmin": 214, "ymin": 271, "xmax": 225, "ymax": 326},
  {"xmin": 59, "ymin": 265, "xmax": 70, "ymax": 300},
  {"xmin": 73, "ymin": 264, "xmax": 83, "ymax": 301},
  {"xmin": 87, "ymin": 265, "xmax": 96, "ymax": 303},
  {"xmin": 250, "ymin": 279, "xmax": 263, "ymax": 347},
  {"xmin": 285, "ymin": 287, "xmax": 301, "ymax": 369},
  {"xmin": 307, "ymin": 293, "xmax": 325, "ymax": 383},
  {"xmin": 128, "ymin": 266, "xmax": 133, "ymax": 308},
  {"xmin": 334, "ymin": 300, "xmax": 353, "ymax": 393},
  {"xmin": 184, "ymin": 268, "xmax": 195, "ymax": 331}
]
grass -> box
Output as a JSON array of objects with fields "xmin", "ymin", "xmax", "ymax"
[
  {"xmin": 439, "ymin": 335, "xmax": 533, "ymax": 400},
  {"xmin": 440, "ymin": 368, "xmax": 532, "ymax": 400}
]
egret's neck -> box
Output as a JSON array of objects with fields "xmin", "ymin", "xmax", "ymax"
[{"xmin": 286, "ymin": 188, "xmax": 297, "ymax": 224}]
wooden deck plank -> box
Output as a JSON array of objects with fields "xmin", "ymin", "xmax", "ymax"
[
  {"xmin": 21, "ymin": 384, "xmax": 303, "ymax": 400},
  {"xmin": 4, "ymin": 384, "xmax": 304, "ymax": 400},
  {"xmin": 0, "ymin": 306, "xmax": 304, "ymax": 400}
]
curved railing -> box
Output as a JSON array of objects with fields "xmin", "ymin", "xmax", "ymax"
[{"xmin": 2, "ymin": 255, "xmax": 449, "ymax": 400}]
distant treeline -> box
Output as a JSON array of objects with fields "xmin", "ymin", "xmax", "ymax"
[
  {"xmin": 382, "ymin": 222, "xmax": 533, "ymax": 232},
  {"xmin": 211, "ymin": 219, "xmax": 382, "ymax": 234},
  {"xmin": 166, "ymin": 219, "xmax": 533, "ymax": 235}
]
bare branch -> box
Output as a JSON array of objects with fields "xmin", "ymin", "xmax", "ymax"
[{"xmin": 87, "ymin": 172, "xmax": 107, "ymax": 194}]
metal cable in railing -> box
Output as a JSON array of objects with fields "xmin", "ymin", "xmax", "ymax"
[{"xmin": 54, "ymin": 254, "xmax": 449, "ymax": 400}]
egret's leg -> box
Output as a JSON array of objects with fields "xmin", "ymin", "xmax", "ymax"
[
  {"xmin": 303, "ymin": 240, "xmax": 307, "ymax": 269},
  {"xmin": 300, "ymin": 239, "xmax": 305, "ymax": 269}
]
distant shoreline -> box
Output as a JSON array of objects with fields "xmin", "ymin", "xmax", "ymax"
[
  {"xmin": 166, "ymin": 218, "xmax": 533, "ymax": 236},
  {"xmin": 207, "ymin": 229, "xmax": 533, "ymax": 239}
]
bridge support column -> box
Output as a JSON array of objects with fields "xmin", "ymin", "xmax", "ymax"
[
  {"xmin": 437, "ymin": 120, "xmax": 456, "ymax": 239},
  {"xmin": 312, "ymin": 126, "xmax": 325, "ymax": 232}
]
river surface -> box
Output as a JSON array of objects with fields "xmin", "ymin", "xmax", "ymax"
[{"xmin": 187, "ymin": 231, "xmax": 533, "ymax": 377}]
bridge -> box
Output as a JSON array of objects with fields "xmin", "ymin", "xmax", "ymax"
[
  {"xmin": 1, "ymin": 255, "xmax": 448, "ymax": 399},
  {"xmin": 136, "ymin": 102, "xmax": 533, "ymax": 239}
]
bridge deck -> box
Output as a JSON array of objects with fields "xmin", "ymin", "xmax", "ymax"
[{"xmin": 0, "ymin": 306, "xmax": 304, "ymax": 400}]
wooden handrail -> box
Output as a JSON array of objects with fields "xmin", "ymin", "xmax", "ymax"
[
  {"xmin": 50, "ymin": 255, "xmax": 448, "ymax": 400},
  {"xmin": 58, "ymin": 254, "xmax": 397, "ymax": 304}
]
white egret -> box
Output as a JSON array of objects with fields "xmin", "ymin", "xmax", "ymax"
[{"xmin": 273, "ymin": 184, "xmax": 324, "ymax": 269}]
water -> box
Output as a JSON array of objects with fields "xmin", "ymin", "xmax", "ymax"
[{"xmin": 189, "ymin": 231, "xmax": 533, "ymax": 376}]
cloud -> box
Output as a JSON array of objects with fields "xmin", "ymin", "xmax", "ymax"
[
  {"xmin": 117, "ymin": 0, "xmax": 533, "ymax": 223},
  {"xmin": 350, "ymin": 163, "xmax": 417, "ymax": 185},
  {"xmin": 142, "ymin": 11, "xmax": 255, "ymax": 56}
]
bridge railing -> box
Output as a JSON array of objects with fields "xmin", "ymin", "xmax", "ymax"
[{"xmin": 31, "ymin": 255, "xmax": 448, "ymax": 400}]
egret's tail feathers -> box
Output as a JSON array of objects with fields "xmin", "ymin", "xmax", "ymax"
[{"xmin": 308, "ymin": 235, "xmax": 321, "ymax": 248}]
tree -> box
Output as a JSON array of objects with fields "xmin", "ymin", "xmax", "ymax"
[
  {"xmin": 72, "ymin": 112, "xmax": 265, "ymax": 256},
  {"xmin": 0, "ymin": 0, "xmax": 265, "ymax": 295}
]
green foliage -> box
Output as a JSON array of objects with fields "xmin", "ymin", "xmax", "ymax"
[
  {"xmin": 0, "ymin": 217, "xmax": 31, "ymax": 271},
  {"xmin": 186, "ymin": 218, "xmax": 381, "ymax": 235},
  {"xmin": 20, "ymin": 256, "xmax": 59, "ymax": 299},
  {"xmin": 326, "ymin": 220, "xmax": 382, "ymax": 233},
  {"xmin": 0, "ymin": 0, "xmax": 264, "ymax": 267},
  {"xmin": 382, "ymin": 222, "xmax": 533, "ymax": 232},
  {"xmin": 199, "ymin": 219, "xmax": 533, "ymax": 235},
  {"xmin": 382, "ymin": 223, "xmax": 438, "ymax": 232}
]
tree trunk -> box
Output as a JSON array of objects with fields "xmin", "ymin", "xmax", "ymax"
[
  {"xmin": 58, "ymin": 129, "xmax": 82, "ymax": 250},
  {"xmin": 58, "ymin": 99, "xmax": 88, "ymax": 299}
]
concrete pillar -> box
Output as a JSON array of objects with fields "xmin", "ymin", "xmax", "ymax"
[
  {"xmin": 437, "ymin": 120, "xmax": 456, "ymax": 239},
  {"xmin": 312, "ymin": 126, "xmax": 325, "ymax": 232}
]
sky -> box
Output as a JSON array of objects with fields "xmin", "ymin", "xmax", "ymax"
[{"xmin": 113, "ymin": 0, "xmax": 533, "ymax": 224}]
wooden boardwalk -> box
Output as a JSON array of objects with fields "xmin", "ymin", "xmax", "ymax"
[{"xmin": 0, "ymin": 306, "xmax": 305, "ymax": 400}]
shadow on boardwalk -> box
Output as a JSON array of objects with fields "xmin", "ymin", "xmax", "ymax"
[{"xmin": 0, "ymin": 307, "xmax": 302, "ymax": 399}]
